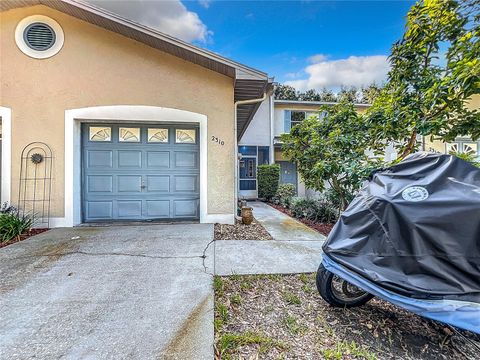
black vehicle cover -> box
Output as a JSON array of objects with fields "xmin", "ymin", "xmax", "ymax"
[{"xmin": 323, "ymin": 153, "xmax": 480, "ymax": 302}]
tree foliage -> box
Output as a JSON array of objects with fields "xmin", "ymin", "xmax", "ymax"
[
  {"xmin": 281, "ymin": 103, "xmax": 382, "ymax": 210},
  {"xmin": 366, "ymin": 0, "xmax": 480, "ymax": 159},
  {"xmin": 274, "ymin": 84, "xmax": 383, "ymax": 104}
]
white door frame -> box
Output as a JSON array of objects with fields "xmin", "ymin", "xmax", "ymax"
[
  {"xmin": 0, "ymin": 106, "xmax": 12, "ymax": 206},
  {"xmin": 64, "ymin": 105, "xmax": 209, "ymax": 226}
]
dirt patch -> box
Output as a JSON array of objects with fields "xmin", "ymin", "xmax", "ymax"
[
  {"xmin": 214, "ymin": 219, "xmax": 273, "ymax": 240},
  {"xmin": 0, "ymin": 228, "xmax": 49, "ymax": 249},
  {"xmin": 214, "ymin": 273, "xmax": 479, "ymax": 360},
  {"xmin": 268, "ymin": 202, "xmax": 334, "ymax": 236}
]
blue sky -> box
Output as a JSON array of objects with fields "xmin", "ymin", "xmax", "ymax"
[{"xmin": 90, "ymin": 0, "xmax": 416, "ymax": 90}]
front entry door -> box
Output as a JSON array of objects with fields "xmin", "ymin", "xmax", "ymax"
[
  {"xmin": 82, "ymin": 124, "xmax": 200, "ymax": 222},
  {"xmin": 279, "ymin": 161, "xmax": 297, "ymax": 191}
]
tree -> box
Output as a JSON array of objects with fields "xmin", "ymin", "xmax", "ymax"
[
  {"xmin": 366, "ymin": 0, "xmax": 480, "ymax": 159},
  {"xmin": 337, "ymin": 86, "xmax": 359, "ymax": 103},
  {"xmin": 298, "ymin": 89, "xmax": 322, "ymax": 101},
  {"xmin": 318, "ymin": 88, "xmax": 337, "ymax": 102},
  {"xmin": 274, "ymin": 84, "xmax": 298, "ymax": 100},
  {"xmin": 281, "ymin": 102, "xmax": 382, "ymax": 210},
  {"xmin": 359, "ymin": 83, "xmax": 383, "ymax": 104}
]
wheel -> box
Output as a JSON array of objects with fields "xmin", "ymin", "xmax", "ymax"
[{"xmin": 316, "ymin": 263, "xmax": 374, "ymax": 307}]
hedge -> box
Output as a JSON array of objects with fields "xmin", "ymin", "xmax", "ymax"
[{"xmin": 257, "ymin": 164, "xmax": 280, "ymax": 200}]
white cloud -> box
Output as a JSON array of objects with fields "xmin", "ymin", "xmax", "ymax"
[
  {"xmin": 285, "ymin": 55, "xmax": 389, "ymax": 91},
  {"xmin": 198, "ymin": 0, "xmax": 211, "ymax": 8},
  {"xmin": 88, "ymin": 0, "xmax": 212, "ymax": 43},
  {"xmin": 307, "ymin": 54, "xmax": 328, "ymax": 63}
]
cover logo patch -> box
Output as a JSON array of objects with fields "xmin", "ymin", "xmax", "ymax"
[{"xmin": 402, "ymin": 186, "xmax": 429, "ymax": 202}]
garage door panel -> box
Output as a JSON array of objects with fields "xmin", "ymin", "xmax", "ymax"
[
  {"xmin": 146, "ymin": 151, "xmax": 170, "ymax": 168},
  {"xmin": 174, "ymin": 151, "xmax": 198, "ymax": 168},
  {"xmin": 174, "ymin": 175, "xmax": 198, "ymax": 192},
  {"xmin": 146, "ymin": 200, "xmax": 170, "ymax": 217},
  {"xmin": 174, "ymin": 199, "xmax": 198, "ymax": 217},
  {"xmin": 87, "ymin": 175, "xmax": 113, "ymax": 192},
  {"xmin": 87, "ymin": 201, "xmax": 113, "ymax": 219},
  {"xmin": 118, "ymin": 175, "xmax": 142, "ymax": 192},
  {"xmin": 118, "ymin": 150, "xmax": 142, "ymax": 168},
  {"xmin": 87, "ymin": 150, "xmax": 113, "ymax": 168},
  {"xmin": 147, "ymin": 175, "xmax": 170, "ymax": 192},
  {"xmin": 117, "ymin": 201, "xmax": 142, "ymax": 218},
  {"xmin": 83, "ymin": 124, "xmax": 199, "ymax": 221}
]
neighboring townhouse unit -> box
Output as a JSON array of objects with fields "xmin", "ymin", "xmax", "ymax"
[
  {"xmin": 239, "ymin": 96, "xmax": 373, "ymax": 199},
  {"xmin": 0, "ymin": 0, "xmax": 271, "ymax": 226}
]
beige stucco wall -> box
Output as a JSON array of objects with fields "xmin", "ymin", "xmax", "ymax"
[
  {"xmin": 424, "ymin": 95, "xmax": 480, "ymax": 153},
  {"xmin": 0, "ymin": 5, "xmax": 235, "ymax": 219}
]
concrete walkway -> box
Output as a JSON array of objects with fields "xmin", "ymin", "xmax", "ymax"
[
  {"xmin": 214, "ymin": 202, "xmax": 326, "ymax": 275},
  {"xmin": 248, "ymin": 201, "xmax": 325, "ymax": 241}
]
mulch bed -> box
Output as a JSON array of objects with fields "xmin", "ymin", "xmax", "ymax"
[
  {"xmin": 214, "ymin": 219, "xmax": 273, "ymax": 240},
  {"xmin": 0, "ymin": 228, "xmax": 49, "ymax": 249},
  {"xmin": 214, "ymin": 273, "xmax": 480, "ymax": 360},
  {"xmin": 267, "ymin": 202, "xmax": 334, "ymax": 236}
]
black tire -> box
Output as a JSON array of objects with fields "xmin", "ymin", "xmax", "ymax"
[{"xmin": 316, "ymin": 263, "xmax": 374, "ymax": 307}]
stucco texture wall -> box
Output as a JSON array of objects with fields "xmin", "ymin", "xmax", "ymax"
[{"xmin": 0, "ymin": 5, "xmax": 235, "ymax": 218}]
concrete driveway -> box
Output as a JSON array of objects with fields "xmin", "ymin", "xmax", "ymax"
[{"xmin": 0, "ymin": 225, "xmax": 214, "ymax": 360}]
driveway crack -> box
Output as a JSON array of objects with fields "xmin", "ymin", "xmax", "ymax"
[{"xmin": 201, "ymin": 239, "xmax": 215, "ymax": 274}]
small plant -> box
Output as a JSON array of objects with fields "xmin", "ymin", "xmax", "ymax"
[
  {"xmin": 290, "ymin": 197, "xmax": 338, "ymax": 223},
  {"xmin": 230, "ymin": 294, "xmax": 242, "ymax": 306},
  {"xmin": 321, "ymin": 341, "xmax": 377, "ymax": 360},
  {"xmin": 213, "ymin": 276, "xmax": 224, "ymax": 297},
  {"xmin": 283, "ymin": 291, "xmax": 301, "ymax": 306},
  {"xmin": 0, "ymin": 207, "xmax": 33, "ymax": 243},
  {"xmin": 283, "ymin": 314, "xmax": 307, "ymax": 335},
  {"xmin": 450, "ymin": 151, "xmax": 480, "ymax": 168},
  {"xmin": 257, "ymin": 164, "xmax": 280, "ymax": 201},
  {"xmin": 275, "ymin": 183, "xmax": 297, "ymax": 207}
]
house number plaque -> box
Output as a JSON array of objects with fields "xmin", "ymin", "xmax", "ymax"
[{"xmin": 211, "ymin": 136, "xmax": 225, "ymax": 146}]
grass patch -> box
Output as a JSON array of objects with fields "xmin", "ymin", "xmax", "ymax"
[
  {"xmin": 214, "ymin": 302, "xmax": 229, "ymax": 332},
  {"xmin": 231, "ymin": 293, "xmax": 242, "ymax": 306},
  {"xmin": 283, "ymin": 291, "xmax": 302, "ymax": 306},
  {"xmin": 217, "ymin": 331, "xmax": 286, "ymax": 358},
  {"xmin": 283, "ymin": 314, "xmax": 307, "ymax": 335},
  {"xmin": 321, "ymin": 341, "xmax": 377, "ymax": 360},
  {"xmin": 213, "ymin": 276, "xmax": 224, "ymax": 297}
]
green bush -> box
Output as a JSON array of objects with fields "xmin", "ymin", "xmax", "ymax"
[
  {"xmin": 275, "ymin": 183, "xmax": 297, "ymax": 207},
  {"xmin": 0, "ymin": 207, "xmax": 33, "ymax": 243},
  {"xmin": 323, "ymin": 188, "xmax": 354, "ymax": 212},
  {"xmin": 290, "ymin": 197, "xmax": 338, "ymax": 223},
  {"xmin": 257, "ymin": 164, "xmax": 280, "ymax": 201}
]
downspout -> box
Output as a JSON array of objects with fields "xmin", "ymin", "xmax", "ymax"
[{"xmin": 234, "ymin": 92, "xmax": 267, "ymax": 218}]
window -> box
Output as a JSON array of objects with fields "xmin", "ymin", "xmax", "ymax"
[
  {"xmin": 463, "ymin": 143, "xmax": 478, "ymax": 155},
  {"xmin": 175, "ymin": 129, "xmax": 196, "ymax": 143},
  {"xmin": 291, "ymin": 111, "xmax": 306, "ymax": 128},
  {"xmin": 148, "ymin": 128, "xmax": 169, "ymax": 143},
  {"xmin": 238, "ymin": 146, "xmax": 257, "ymax": 156},
  {"xmin": 89, "ymin": 126, "xmax": 111, "ymax": 142},
  {"xmin": 119, "ymin": 127, "xmax": 140, "ymax": 142},
  {"xmin": 15, "ymin": 15, "xmax": 64, "ymax": 59},
  {"xmin": 258, "ymin": 147, "xmax": 269, "ymax": 165},
  {"xmin": 446, "ymin": 143, "xmax": 459, "ymax": 153}
]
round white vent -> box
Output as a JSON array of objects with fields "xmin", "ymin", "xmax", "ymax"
[{"xmin": 15, "ymin": 15, "xmax": 64, "ymax": 59}]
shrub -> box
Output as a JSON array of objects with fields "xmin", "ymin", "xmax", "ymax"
[
  {"xmin": 0, "ymin": 207, "xmax": 33, "ymax": 243},
  {"xmin": 257, "ymin": 164, "xmax": 280, "ymax": 201},
  {"xmin": 290, "ymin": 197, "xmax": 338, "ymax": 223},
  {"xmin": 275, "ymin": 183, "xmax": 297, "ymax": 207}
]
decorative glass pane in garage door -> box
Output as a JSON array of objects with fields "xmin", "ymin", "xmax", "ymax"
[
  {"xmin": 176, "ymin": 129, "xmax": 196, "ymax": 143},
  {"xmin": 148, "ymin": 128, "xmax": 169, "ymax": 143},
  {"xmin": 119, "ymin": 127, "xmax": 140, "ymax": 142},
  {"xmin": 89, "ymin": 126, "xmax": 111, "ymax": 141},
  {"xmin": 82, "ymin": 124, "xmax": 199, "ymax": 222}
]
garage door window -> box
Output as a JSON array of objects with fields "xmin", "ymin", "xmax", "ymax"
[
  {"xmin": 148, "ymin": 128, "xmax": 169, "ymax": 143},
  {"xmin": 89, "ymin": 126, "xmax": 111, "ymax": 142},
  {"xmin": 119, "ymin": 127, "xmax": 140, "ymax": 142},
  {"xmin": 176, "ymin": 129, "xmax": 196, "ymax": 144}
]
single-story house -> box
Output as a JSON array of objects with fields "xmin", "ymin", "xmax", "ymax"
[{"xmin": 0, "ymin": 0, "xmax": 273, "ymax": 226}]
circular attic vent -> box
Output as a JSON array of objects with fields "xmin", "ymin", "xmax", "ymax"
[
  {"xmin": 24, "ymin": 23, "xmax": 56, "ymax": 51},
  {"xmin": 15, "ymin": 15, "xmax": 64, "ymax": 59}
]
